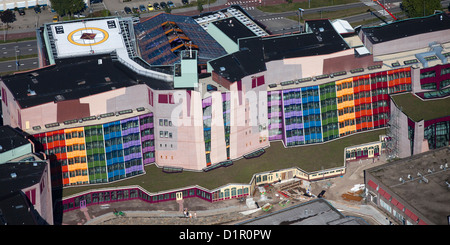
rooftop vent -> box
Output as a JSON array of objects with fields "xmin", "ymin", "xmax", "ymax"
[{"xmin": 55, "ymin": 95, "xmax": 65, "ymax": 102}]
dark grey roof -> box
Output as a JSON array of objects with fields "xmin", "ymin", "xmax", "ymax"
[
  {"xmin": 0, "ymin": 126, "xmax": 30, "ymax": 154},
  {"xmin": 365, "ymin": 146, "xmax": 450, "ymax": 225},
  {"xmin": 211, "ymin": 16, "xmax": 257, "ymax": 43},
  {"xmin": 239, "ymin": 19, "xmax": 350, "ymax": 62},
  {"xmin": 361, "ymin": 13, "xmax": 450, "ymax": 44},
  {"xmin": 208, "ymin": 48, "xmax": 266, "ymax": 82},
  {"xmin": 237, "ymin": 198, "xmax": 368, "ymax": 225},
  {"xmin": 0, "ymin": 161, "xmax": 47, "ymax": 225},
  {"xmin": 208, "ymin": 19, "xmax": 349, "ymax": 82},
  {"xmin": 1, "ymin": 54, "xmax": 173, "ymax": 109}
]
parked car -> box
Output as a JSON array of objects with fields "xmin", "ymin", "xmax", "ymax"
[
  {"xmin": 73, "ymin": 13, "xmax": 86, "ymax": 18},
  {"xmin": 160, "ymin": 2, "xmax": 167, "ymax": 8},
  {"xmin": 124, "ymin": 6, "xmax": 132, "ymax": 14},
  {"xmin": 181, "ymin": 0, "xmax": 189, "ymax": 5},
  {"xmin": 153, "ymin": 3, "xmax": 160, "ymax": 9},
  {"xmin": 139, "ymin": 5, "xmax": 146, "ymax": 12},
  {"xmin": 52, "ymin": 15, "xmax": 59, "ymax": 22},
  {"xmin": 167, "ymin": 1, "xmax": 175, "ymax": 8},
  {"xmin": 147, "ymin": 3, "xmax": 154, "ymax": 11},
  {"xmin": 132, "ymin": 7, "xmax": 139, "ymax": 13},
  {"xmin": 34, "ymin": 6, "xmax": 41, "ymax": 13},
  {"xmin": 18, "ymin": 8, "xmax": 25, "ymax": 15}
]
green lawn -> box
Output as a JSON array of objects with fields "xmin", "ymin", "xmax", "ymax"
[
  {"xmin": 62, "ymin": 128, "xmax": 385, "ymax": 197},
  {"xmin": 391, "ymin": 93, "xmax": 450, "ymax": 122}
]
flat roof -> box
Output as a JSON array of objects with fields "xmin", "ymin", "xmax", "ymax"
[
  {"xmin": 0, "ymin": 160, "xmax": 48, "ymax": 225},
  {"xmin": 0, "ymin": 126, "xmax": 30, "ymax": 153},
  {"xmin": 391, "ymin": 92, "xmax": 450, "ymax": 122},
  {"xmin": 1, "ymin": 54, "xmax": 173, "ymax": 109},
  {"xmin": 208, "ymin": 48, "xmax": 266, "ymax": 82},
  {"xmin": 361, "ymin": 13, "xmax": 450, "ymax": 44},
  {"xmin": 47, "ymin": 18, "xmax": 127, "ymax": 59},
  {"xmin": 209, "ymin": 19, "xmax": 349, "ymax": 83},
  {"xmin": 365, "ymin": 146, "xmax": 450, "ymax": 225},
  {"xmin": 211, "ymin": 16, "xmax": 257, "ymax": 43},
  {"xmin": 239, "ymin": 19, "xmax": 350, "ymax": 63},
  {"xmin": 237, "ymin": 198, "xmax": 368, "ymax": 225}
]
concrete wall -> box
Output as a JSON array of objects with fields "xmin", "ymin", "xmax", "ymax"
[{"xmin": 390, "ymin": 99, "xmax": 411, "ymax": 158}]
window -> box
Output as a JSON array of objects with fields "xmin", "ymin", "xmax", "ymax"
[
  {"xmin": 420, "ymin": 82, "xmax": 437, "ymax": 90},
  {"xmin": 158, "ymin": 93, "xmax": 174, "ymax": 104},
  {"xmin": 251, "ymin": 76, "xmax": 265, "ymax": 88},
  {"xmin": 420, "ymin": 71, "xmax": 436, "ymax": 79},
  {"xmin": 441, "ymin": 67, "xmax": 450, "ymax": 75},
  {"xmin": 440, "ymin": 79, "xmax": 450, "ymax": 88}
]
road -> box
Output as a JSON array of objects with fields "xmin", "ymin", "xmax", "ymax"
[
  {"xmin": 0, "ymin": 40, "xmax": 37, "ymax": 58},
  {"xmin": 0, "ymin": 57, "xmax": 39, "ymax": 73},
  {"xmin": 246, "ymin": 0, "xmax": 450, "ymax": 34},
  {"xmin": 0, "ymin": 40, "xmax": 38, "ymax": 73}
]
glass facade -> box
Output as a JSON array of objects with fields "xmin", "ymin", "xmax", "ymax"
[
  {"xmin": 424, "ymin": 120, "xmax": 450, "ymax": 150},
  {"xmin": 269, "ymin": 67, "xmax": 412, "ymax": 147},
  {"xmin": 33, "ymin": 113, "xmax": 154, "ymax": 188}
]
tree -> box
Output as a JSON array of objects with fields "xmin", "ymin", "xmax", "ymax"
[
  {"xmin": 402, "ymin": 0, "xmax": 442, "ymax": 18},
  {"xmin": 164, "ymin": 6, "xmax": 172, "ymax": 13},
  {"xmin": 0, "ymin": 9, "xmax": 16, "ymax": 28},
  {"xmin": 50, "ymin": 0, "xmax": 85, "ymax": 17},
  {"xmin": 197, "ymin": 0, "xmax": 204, "ymax": 13}
]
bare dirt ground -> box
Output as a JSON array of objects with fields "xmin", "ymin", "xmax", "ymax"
[
  {"xmin": 61, "ymin": 153, "xmax": 388, "ymax": 225},
  {"xmin": 309, "ymin": 155, "xmax": 387, "ymax": 204}
]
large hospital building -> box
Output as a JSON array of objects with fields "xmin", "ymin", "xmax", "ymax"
[{"xmin": 1, "ymin": 6, "xmax": 449, "ymax": 190}]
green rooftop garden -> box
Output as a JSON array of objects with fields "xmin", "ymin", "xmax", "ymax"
[
  {"xmin": 391, "ymin": 92, "xmax": 450, "ymax": 122},
  {"xmin": 62, "ymin": 128, "xmax": 385, "ymax": 198}
]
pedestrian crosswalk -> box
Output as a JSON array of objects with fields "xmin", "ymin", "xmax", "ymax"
[
  {"xmin": 225, "ymin": 0, "xmax": 259, "ymax": 5},
  {"xmin": 225, "ymin": 0, "xmax": 258, "ymax": 10},
  {"xmin": 258, "ymin": 17, "xmax": 285, "ymax": 22}
]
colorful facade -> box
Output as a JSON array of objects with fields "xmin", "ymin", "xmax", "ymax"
[
  {"xmin": 33, "ymin": 112, "xmax": 155, "ymax": 187},
  {"xmin": 268, "ymin": 67, "xmax": 412, "ymax": 147}
]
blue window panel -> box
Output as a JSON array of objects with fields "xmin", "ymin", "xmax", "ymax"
[{"xmin": 305, "ymin": 134, "xmax": 311, "ymax": 141}]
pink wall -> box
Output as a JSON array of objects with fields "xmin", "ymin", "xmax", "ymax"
[
  {"xmin": 152, "ymin": 89, "xmax": 206, "ymax": 170},
  {"xmin": 371, "ymin": 30, "xmax": 450, "ymax": 56},
  {"xmin": 21, "ymin": 161, "xmax": 53, "ymax": 225}
]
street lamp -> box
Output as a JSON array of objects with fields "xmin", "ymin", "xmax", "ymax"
[
  {"xmin": 298, "ymin": 8, "xmax": 304, "ymax": 32},
  {"xmin": 15, "ymin": 46, "xmax": 19, "ymax": 71}
]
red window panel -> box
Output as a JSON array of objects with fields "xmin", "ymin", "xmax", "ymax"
[
  {"xmin": 257, "ymin": 76, "xmax": 265, "ymax": 86},
  {"xmin": 405, "ymin": 208, "xmax": 418, "ymax": 222},
  {"xmin": 1, "ymin": 87, "xmax": 7, "ymax": 106},
  {"xmin": 368, "ymin": 180, "xmax": 378, "ymax": 190},
  {"xmin": 158, "ymin": 94, "xmax": 168, "ymax": 104},
  {"xmin": 383, "ymin": 191, "xmax": 391, "ymax": 200},
  {"xmin": 26, "ymin": 189, "xmax": 36, "ymax": 205},
  {"xmin": 418, "ymin": 219, "xmax": 427, "ymax": 225},
  {"xmin": 158, "ymin": 93, "xmax": 174, "ymax": 104},
  {"xmin": 396, "ymin": 201, "xmax": 404, "ymax": 211},
  {"xmin": 391, "ymin": 197, "xmax": 399, "ymax": 206},
  {"xmin": 148, "ymin": 89, "xmax": 153, "ymax": 106},
  {"xmin": 252, "ymin": 76, "xmax": 265, "ymax": 88}
]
